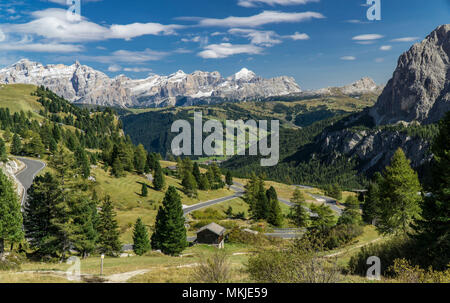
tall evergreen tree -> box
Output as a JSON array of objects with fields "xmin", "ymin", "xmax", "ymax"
[
  {"xmin": 0, "ymin": 170, "xmax": 24, "ymax": 254},
  {"xmin": 153, "ymin": 163, "xmax": 165, "ymax": 191},
  {"xmin": 198, "ymin": 173, "xmax": 210, "ymax": 191},
  {"xmin": 412, "ymin": 112, "xmax": 450, "ymax": 270},
  {"xmin": 97, "ymin": 196, "xmax": 122, "ymax": 256},
  {"xmin": 69, "ymin": 194, "xmax": 98, "ymax": 258},
  {"xmin": 132, "ymin": 218, "xmax": 151, "ymax": 256},
  {"xmin": 337, "ymin": 195, "xmax": 362, "ymax": 226},
  {"xmin": 134, "ymin": 144, "xmax": 147, "ymax": 174},
  {"xmin": 151, "ymin": 186, "xmax": 187, "ymax": 256},
  {"xmin": 0, "ymin": 138, "xmax": 7, "ymax": 162},
  {"xmin": 11, "ymin": 133, "xmax": 22, "ymax": 155},
  {"xmin": 182, "ymin": 171, "xmax": 198, "ymax": 198},
  {"xmin": 309, "ymin": 203, "xmax": 336, "ymax": 231},
  {"xmin": 362, "ymin": 172, "xmax": 383, "ymax": 224},
  {"xmin": 266, "ymin": 187, "xmax": 283, "ymax": 227},
  {"xmin": 289, "ymin": 188, "xmax": 310, "ymax": 228},
  {"xmin": 192, "ymin": 162, "xmax": 201, "ymax": 184},
  {"xmin": 377, "ymin": 148, "xmax": 422, "ymax": 235},
  {"xmin": 141, "ymin": 183, "xmax": 148, "ymax": 197},
  {"xmin": 225, "ymin": 171, "xmax": 233, "ymax": 188},
  {"xmin": 3, "ymin": 128, "xmax": 11, "ymax": 143},
  {"xmin": 74, "ymin": 146, "xmax": 90, "ymax": 179}
]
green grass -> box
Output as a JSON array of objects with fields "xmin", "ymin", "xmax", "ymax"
[{"xmin": 0, "ymin": 84, "xmax": 44, "ymax": 120}]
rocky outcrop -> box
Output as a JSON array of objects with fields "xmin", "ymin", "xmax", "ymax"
[
  {"xmin": 311, "ymin": 77, "xmax": 383, "ymax": 96},
  {"xmin": 370, "ymin": 24, "xmax": 450, "ymax": 125},
  {"xmin": 318, "ymin": 128, "xmax": 431, "ymax": 173},
  {"xmin": 0, "ymin": 159, "xmax": 25, "ymax": 199},
  {"xmin": 0, "ymin": 60, "xmax": 301, "ymax": 108}
]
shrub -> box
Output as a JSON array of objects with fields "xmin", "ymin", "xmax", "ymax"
[
  {"xmin": 0, "ymin": 252, "xmax": 25, "ymax": 271},
  {"xmin": 191, "ymin": 209, "xmax": 226, "ymax": 221},
  {"xmin": 388, "ymin": 259, "xmax": 450, "ymax": 283},
  {"xmin": 191, "ymin": 250, "xmax": 232, "ymax": 283}
]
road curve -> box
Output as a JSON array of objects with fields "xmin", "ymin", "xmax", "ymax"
[{"xmin": 14, "ymin": 157, "xmax": 46, "ymax": 206}]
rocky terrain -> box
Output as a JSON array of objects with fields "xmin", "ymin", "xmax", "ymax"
[
  {"xmin": 316, "ymin": 24, "xmax": 449, "ymax": 174},
  {"xmin": 0, "ymin": 61, "xmax": 301, "ymax": 108},
  {"xmin": 312, "ymin": 77, "xmax": 383, "ymax": 96},
  {"xmin": 370, "ymin": 24, "xmax": 450, "ymax": 125}
]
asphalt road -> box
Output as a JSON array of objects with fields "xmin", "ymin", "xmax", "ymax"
[
  {"xmin": 14, "ymin": 157, "xmax": 46, "ymax": 206},
  {"xmin": 308, "ymin": 193, "xmax": 343, "ymax": 216}
]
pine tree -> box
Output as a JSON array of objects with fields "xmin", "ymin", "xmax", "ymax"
[
  {"xmin": 132, "ymin": 218, "xmax": 150, "ymax": 256},
  {"xmin": 151, "ymin": 186, "xmax": 187, "ymax": 256},
  {"xmin": 69, "ymin": 194, "xmax": 98, "ymax": 258},
  {"xmin": 412, "ymin": 112, "xmax": 450, "ymax": 270},
  {"xmin": 74, "ymin": 147, "xmax": 90, "ymax": 179},
  {"xmin": 362, "ymin": 172, "xmax": 383, "ymax": 224},
  {"xmin": 97, "ymin": 196, "xmax": 122, "ymax": 256},
  {"xmin": 182, "ymin": 171, "xmax": 198, "ymax": 198},
  {"xmin": 192, "ymin": 162, "xmax": 201, "ymax": 184},
  {"xmin": 377, "ymin": 148, "xmax": 422, "ymax": 235},
  {"xmin": 11, "ymin": 133, "xmax": 22, "ymax": 155},
  {"xmin": 337, "ymin": 195, "xmax": 362, "ymax": 226},
  {"xmin": 266, "ymin": 187, "xmax": 283, "ymax": 227},
  {"xmin": 309, "ymin": 203, "xmax": 336, "ymax": 230},
  {"xmin": 225, "ymin": 171, "xmax": 233, "ymax": 188},
  {"xmin": 153, "ymin": 163, "xmax": 165, "ymax": 191},
  {"xmin": 289, "ymin": 188, "xmax": 310, "ymax": 228},
  {"xmin": 141, "ymin": 183, "xmax": 148, "ymax": 197},
  {"xmin": 134, "ymin": 144, "xmax": 147, "ymax": 174},
  {"xmin": 112, "ymin": 157, "xmax": 125, "ymax": 178},
  {"xmin": 23, "ymin": 173, "xmax": 69, "ymax": 258},
  {"xmin": 198, "ymin": 174, "xmax": 210, "ymax": 191},
  {"xmin": 3, "ymin": 128, "xmax": 11, "ymax": 143},
  {"xmin": 0, "ymin": 170, "xmax": 24, "ymax": 254},
  {"xmin": 0, "ymin": 138, "xmax": 7, "ymax": 162}
]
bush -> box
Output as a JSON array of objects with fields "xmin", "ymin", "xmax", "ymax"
[
  {"xmin": 388, "ymin": 259, "xmax": 450, "ymax": 283},
  {"xmin": 226, "ymin": 227, "xmax": 281, "ymax": 246},
  {"xmin": 191, "ymin": 250, "xmax": 232, "ymax": 283},
  {"xmin": 319, "ymin": 224, "xmax": 364, "ymax": 250},
  {"xmin": 246, "ymin": 237, "xmax": 341, "ymax": 283},
  {"xmin": 0, "ymin": 252, "xmax": 25, "ymax": 271},
  {"xmin": 348, "ymin": 236, "xmax": 415, "ymax": 276}
]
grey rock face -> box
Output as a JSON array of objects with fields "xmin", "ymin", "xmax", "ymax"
[
  {"xmin": 0, "ymin": 61, "xmax": 301, "ymax": 108},
  {"xmin": 371, "ymin": 24, "xmax": 450, "ymax": 125}
]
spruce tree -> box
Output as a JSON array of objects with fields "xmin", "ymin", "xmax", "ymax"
[
  {"xmin": 112, "ymin": 157, "xmax": 125, "ymax": 178},
  {"xmin": 289, "ymin": 188, "xmax": 310, "ymax": 228},
  {"xmin": 11, "ymin": 133, "xmax": 22, "ymax": 155},
  {"xmin": 74, "ymin": 147, "xmax": 90, "ymax": 179},
  {"xmin": 266, "ymin": 187, "xmax": 283, "ymax": 227},
  {"xmin": 69, "ymin": 194, "xmax": 98, "ymax": 258},
  {"xmin": 182, "ymin": 171, "xmax": 198, "ymax": 198},
  {"xmin": 97, "ymin": 196, "xmax": 122, "ymax": 256},
  {"xmin": 362, "ymin": 172, "xmax": 383, "ymax": 224},
  {"xmin": 377, "ymin": 148, "xmax": 422, "ymax": 235},
  {"xmin": 151, "ymin": 186, "xmax": 187, "ymax": 256},
  {"xmin": 337, "ymin": 195, "xmax": 362, "ymax": 226},
  {"xmin": 0, "ymin": 138, "xmax": 7, "ymax": 162},
  {"xmin": 198, "ymin": 174, "xmax": 210, "ymax": 191},
  {"xmin": 0, "ymin": 170, "xmax": 24, "ymax": 254},
  {"xmin": 141, "ymin": 183, "xmax": 148, "ymax": 197},
  {"xmin": 412, "ymin": 112, "xmax": 450, "ymax": 269},
  {"xmin": 3, "ymin": 128, "xmax": 11, "ymax": 143},
  {"xmin": 192, "ymin": 162, "xmax": 201, "ymax": 184},
  {"xmin": 132, "ymin": 218, "xmax": 151, "ymax": 256},
  {"xmin": 134, "ymin": 144, "xmax": 147, "ymax": 174},
  {"xmin": 153, "ymin": 163, "xmax": 165, "ymax": 191},
  {"xmin": 225, "ymin": 171, "xmax": 233, "ymax": 188}
]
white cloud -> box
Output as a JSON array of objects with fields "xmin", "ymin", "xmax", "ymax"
[
  {"xmin": 228, "ymin": 28, "xmax": 282, "ymax": 46},
  {"xmin": 83, "ymin": 49, "xmax": 167, "ymax": 64},
  {"xmin": 340, "ymin": 56, "xmax": 356, "ymax": 61},
  {"xmin": 0, "ymin": 42, "xmax": 83, "ymax": 53},
  {"xmin": 0, "ymin": 29, "xmax": 5, "ymax": 42},
  {"xmin": 198, "ymin": 43, "xmax": 263, "ymax": 59},
  {"xmin": 352, "ymin": 34, "xmax": 384, "ymax": 41},
  {"xmin": 192, "ymin": 10, "xmax": 325, "ymax": 28},
  {"xmin": 181, "ymin": 35, "xmax": 209, "ymax": 46},
  {"xmin": 4, "ymin": 8, "xmax": 183, "ymax": 43},
  {"xmin": 108, "ymin": 64, "xmax": 122, "ymax": 72},
  {"xmin": 238, "ymin": 0, "xmax": 319, "ymax": 7},
  {"xmin": 390, "ymin": 37, "xmax": 420, "ymax": 42},
  {"xmin": 286, "ymin": 32, "xmax": 309, "ymax": 40},
  {"xmin": 380, "ymin": 45, "xmax": 392, "ymax": 51},
  {"xmin": 123, "ymin": 67, "xmax": 152, "ymax": 73}
]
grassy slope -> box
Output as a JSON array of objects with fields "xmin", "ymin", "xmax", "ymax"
[{"xmin": 0, "ymin": 84, "xmax": 44, "ymax": 120}]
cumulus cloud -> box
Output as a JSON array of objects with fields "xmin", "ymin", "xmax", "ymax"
[
  {"xmin": 340, "ymin": 56, "xmax": 356, "ymax": 61},
  {"xmin": 198, "ymin": 43, "xmax": 263, "ymax": 59},
  {"xmin": 285, "ymin": 32, "xmax": 309, "ymax": 40},
  {"xmin": 185, "ymin": 10, "xmax": 325, "ymax": 28},
  {"xmin": 4, "ymin": 8, "xmax": 183, "ymax": 43},
  {"xmin": 238, "ymin": 0, "xmax": 319, "ymax": 7},
  {"xmin": 390, "ymin": 37, "xmax": 420, "ymax": 42},
  {"xmin": 352, "ymin": 34, "xmax": 384, "ymax": 41},
  {"xmin": 228, "ymin": 28, "xmax": 282, "ymax": 46}
]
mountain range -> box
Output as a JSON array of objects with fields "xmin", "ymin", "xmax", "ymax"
[{"xmin": 0, "ymin": 61, "xmax": 302, "ymax": 108}]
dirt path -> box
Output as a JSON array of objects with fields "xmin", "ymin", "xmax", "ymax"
[{"xmin": 324, "ymin": 238, "xmax": 382, "ymax": 258}]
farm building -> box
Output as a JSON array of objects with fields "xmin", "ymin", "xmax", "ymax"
[{"xmin": 196, "ymin": 222, "xmax": 226, "ymax": 249}]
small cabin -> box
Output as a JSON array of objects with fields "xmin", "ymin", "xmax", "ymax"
[{"xmin": 196, "ymin": 222, "xmax": 226, "ymax": 249}]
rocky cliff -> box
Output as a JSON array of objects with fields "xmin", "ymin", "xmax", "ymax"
[{"xmin": 370, "ymin": 24, "xmax": 450, "ymax": 125}]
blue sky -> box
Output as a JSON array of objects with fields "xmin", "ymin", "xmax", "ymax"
[{"xmin": 0, "ymin": 0, "xmax": 448, "ymax": 89}]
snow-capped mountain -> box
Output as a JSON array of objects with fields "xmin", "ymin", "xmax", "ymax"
[{"xmin": 0, "ymin": 60, "xmax": 301, "ymax": 108}]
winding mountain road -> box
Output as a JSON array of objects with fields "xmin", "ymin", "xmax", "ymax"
[{"xmin": 14, "ymin": 157, "xmax": 46, "ymax": 206}]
